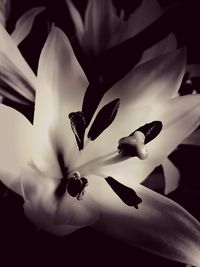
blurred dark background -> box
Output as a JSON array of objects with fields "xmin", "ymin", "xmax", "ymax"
[{"xmin": 1, "ymin": 0, "xmax": 200, "ymax": 266}]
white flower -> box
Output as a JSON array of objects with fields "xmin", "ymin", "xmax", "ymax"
[
  {"xmin": 66, "ymin": 0, "xmax": 177, "ymax": 64},
  {"xmin": 0, "ymin": 25, "xmax": 200, "ymax": 266}
]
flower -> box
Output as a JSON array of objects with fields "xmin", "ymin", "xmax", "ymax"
[
  {"xmin": 66, "ymin": 0, "xmax": 177, "ymax": 64},
  {"xmin": 0, "ymin": 24, "xmax": 200, "ymax": 266},
  {"xmin": 0, "ymin": 6, "xmax": 45, "ymax": 103}
]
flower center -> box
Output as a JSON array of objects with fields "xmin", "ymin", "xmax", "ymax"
[{"xmin": 55, "ymin": 169, "xmax": 88, "ymax": 201}]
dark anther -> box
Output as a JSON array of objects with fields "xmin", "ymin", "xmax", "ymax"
[
  {"xmin": 69, "ymin": 111, "xmax": 86, "ymax": 150},
  {"xmin": 67, "ymin": 177, "xmax": 83, "ymax": 197},
  {"xmin": 88, "ymin": 98, "xmax": 120, "ymax": 141},
  {"xmin": 105, "ymin": 176, "xmax": 142, "ymax": 208},
  {"xmin": 67, "ymin": 176, "xmax": 88, "ymax": 199},
  {"xmin": 132, "ymin": 121, "xmax": 163, "ymax": 144}
]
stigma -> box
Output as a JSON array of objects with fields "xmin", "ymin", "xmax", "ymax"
[
  {"xmin": 118, "ymin": 131, "xmax": 148, "ymax": 160},
  {"xmin": 118, "ymin": 121, "xmax": 163, "ymax": 159}
]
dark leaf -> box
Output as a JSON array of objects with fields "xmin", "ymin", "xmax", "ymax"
[
  {"xmin": 88, "ymin": 98, "xmax": 120, "ymax": 141},
  {"xmin": 105, "ymin": 176, "xmax": 142, "ymax": 208}
]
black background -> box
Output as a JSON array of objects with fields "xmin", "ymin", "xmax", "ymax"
[{"xmin": 1, "ymin": 1, "xmax": 200, "ymax": 266}]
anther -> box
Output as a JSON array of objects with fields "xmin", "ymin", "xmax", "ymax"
[
  {"xmin": 67, "ymin": 173, "xmax": 88, "ymax": 200},
  {"xmin": 118, "ymin": 121, "xmax": 163, "ymax": 159},
  {"xmin": 69, "ymin": 111, "xmax": 86, "ymax": 150}
]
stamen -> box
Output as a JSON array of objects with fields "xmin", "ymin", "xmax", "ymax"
[
  {"xmin": 67, "ymin": 174, "xmax": 88, "ymax": 200},
  {"xmin": 69, "ymin": 111, "xmax": 86, "ymax": 150},
  {"xmin": 133, "ymin": 121, "xmax": 163, "ymax": 144},
  {"xmin": 105, "ymin": 176, "xmax": 142, "ymax": 208},
  {"xmin": 118, "ymin": 131, "xmax": 148, "ymax": 160},
  {"xmin": 118, "ymin": 121, "xmax": 163, "ymax": 159},
  {"xmin": 88, "ymin": 98, "xmax": 120, "ymax": 141}
]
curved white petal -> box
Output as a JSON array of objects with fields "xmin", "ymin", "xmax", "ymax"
[
  {"xmin": 137, "ymin": 33, "xmax": 177, "ymax": 66},
  {"xmin": 0, "ymin": 51, "xmax": 35, "ymax": 103},
  {"xmin": 90, "ymin": 180, "xmax": 200, "ymax": 266},
  {"xmin": 11, "ymin": 7, "xmax": 45, "ymax": 46},
  {"xmin": 82, "ymin": 95, "xmax": 200, "ymax": 186},
  {"xmin": 34, "ymin": 26, "xmax": 88, "ymax": 176},
  {"xmin": 0, "ymin": 24, "xmax": 36, "ymax": 91},
  {"xmin": 21, "ymin": 163, "xmax": 99, "ymax": 234},
  {"xmin": 101, "ymin": 48, "xmax": 186, "ymax": 109},
  {"xmin": 162, "ymin": 158, "xmax": 180, "ymax": 195},
  {"xmin": 0, "ymin": 104, "xmax": 32, "ymax": 195}
]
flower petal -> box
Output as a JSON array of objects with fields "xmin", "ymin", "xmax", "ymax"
[
  {"xmin": 91, "ymin": 180, "xmax": 200, "ymax": 266},
  {"xmin": 0, "ymin": 104, "xmax": 32, "ymax": 195},
  {"xmin": 0, "ymin": 0, "xmax": 10, "ymax": 26},
  {"xmin": 82, "ymin": 94, "xmax": 200, "ymax": 186},
  {"xmin": 33, "ymin": 26, "xmax": 88, "ymax": 176},
  {"xmin": 110, "ymin": 0, "xmax": 163, "ymax": 48},
  {"xmin": 162, "ymin": 158, "xmax": 180, "ymax": 195},
  {"xmin": 65, "ymin": 0, "xmax": 84, "ymax": 44},
  {"xmin": 21, "ymin": 163, "xmax": 99, "ymax": 234},
  {"xmin": 0, "ymin": 23, "xmax": 36, "ymax": 91},
  {"xmin": 24, "ymin": 201, "xmax": 81, "ymax": 236},
  {"xmin": 0, "ymin": 51, "xmax": 35, "ymax": 104},
  {"xmin": 101, "ymin": 48, "xmax": 186, "ymax": 109},
  {"xmin": 84, "ymin": 0, "xmax": 118, "ymax": 55},
  {"xmin": 136, "ymin": 33, "xmax": 177, "ymax": 66},
  {"xmin": 11, "ymin": 7, "xmax": 45, "ymax": 46}
]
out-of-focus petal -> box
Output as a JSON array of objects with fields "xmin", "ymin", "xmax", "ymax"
[
  {"xmin": 162, "ymin": 158, "xmax": 180, "ymax": 195},
  {"xmin": 91, "ymin": 180, "xmax": 200, "ymax": 266},
  {"xmin": 0, "ymin": 24, "xmax": 36, "ymax": 91},
  {"xmin": 0, "ymin": 104, "xmax": 32, "ymax": 195},
  {"xmin": 34, "ymin": 26, "xmax": 88, "ymax": 176},
  {"xmin": 137, "ymin": 33, "xmax": 177, "ymax": 66},
  {"xmin": 11, "ymin": 7, "xmax": 45, "ymax": 46},
  {"xmin": 0, "ymin": 0, "xmax": 10, "ymax": 26},
  {"xmin": 101, "ymin": 48, "xmax": 186, "ymax": 108},
  {"xmin": 84, "ymin": 0, "xmax": 117, "ymax": 55},
  {"xmin": 0, "ymin": 51, "xmax": 35, "ymax": 103},
  {"xmin": 110, "ymin": 0, "xmax": 163, "ymax": 48},
  {"xmin": 65, "ymin": 0, "xmax": 84, "ymax": 44}
]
